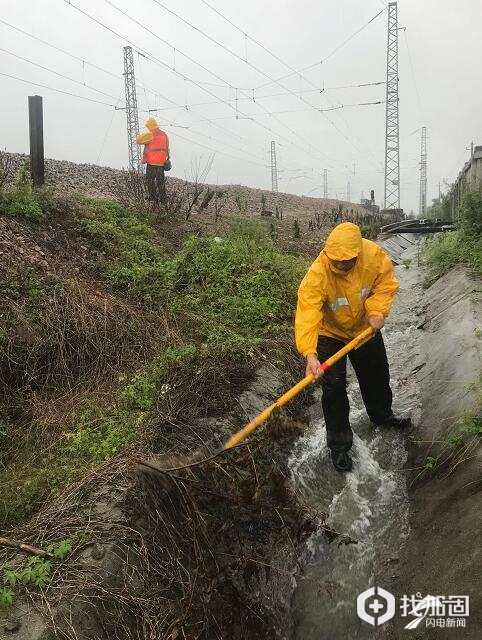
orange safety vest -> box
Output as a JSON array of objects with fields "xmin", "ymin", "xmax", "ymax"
[{"xmin": 143, "ymin": 129, "xmax": 169, "ymax": 165}]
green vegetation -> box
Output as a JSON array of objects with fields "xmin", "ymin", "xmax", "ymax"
[
  {"xmin": 0, "ymin": 189, "xmax": 308, "ymax": 528},
  {"xmin": 359, "ymin": 221, "xmax": 381, "ymax": 240},
  {"xmin": 418, "ymin": 411, "xmax": 482, "ymax": 475},
  {"xmin": 411, "ymin": 374, "xmax": 481, "ymax": 478},
  {"xmin": 62, "ymin": 344, "xmax": 196, "ymax": 467},
  {"xmin": 74, "ymin": 201, "xmax": 307, "ymax": 352},
  {"xmin": 0, "ymin": 539, "xmax": 72, "ymax": 609},
  {"xmin": 1, "ymin": 344, "xmax": 196, "ymax": 527},
  {"xmin": 423, "ymin": 186, "xmax": 482, "ymax": 284},
  {"xmin": 75, "ymin": 197, "xmax": 174, "ymax": 303},
  {"xmin": 0, "ymin": 270, "xmax": 45, "ymax": 303},
  {"xmin": 173, "ymin": 223, "xmax": 306, "ymax": 351},
  {"xmin": 0, "ymin": 163, "xmax": 52, "ymax": 222}
]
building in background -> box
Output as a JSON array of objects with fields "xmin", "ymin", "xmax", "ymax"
[{"xmin": 449, "ymin": 145, "xmax": 482, "ymax": 220}]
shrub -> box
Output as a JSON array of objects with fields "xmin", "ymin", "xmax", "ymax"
[
  {"xmin": 423, "ymin": 186, "xmax": 482, "ymax": 283},
  {"xmin": 461, "ymin": 187, "xmax": 482, "ymax": 236}
]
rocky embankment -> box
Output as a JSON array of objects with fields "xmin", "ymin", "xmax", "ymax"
[{"xmin": 4, "ymin": 152, "xmax": 369, "ymax": 225}]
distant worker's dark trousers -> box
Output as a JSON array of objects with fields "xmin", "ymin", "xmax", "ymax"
[
  {"xmin": 146, "ymin": 164, "xmax": 166, "ymax": 202},
  {"xmin": 317, "ymin": 331, "xmax": 393, "ymax": 453}
]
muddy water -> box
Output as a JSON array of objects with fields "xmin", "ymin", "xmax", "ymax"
[{"xmin": 289, "ymin": 239, "xmax": 421, "ymax": 639}]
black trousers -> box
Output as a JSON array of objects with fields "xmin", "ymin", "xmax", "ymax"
[
  {"xmin": 317, "ymin": 331, "xmax": 393, "ymax": 453},
  {"xmin": 146, "ymin": 164, "xmax": 166, "ymax": 201}
]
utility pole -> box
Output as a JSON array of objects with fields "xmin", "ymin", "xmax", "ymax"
[
  {"xmin": 419, "ymin": 126, "xmax": 427, "ymax": 217},
  {"xmin": 323, "ymin": 169, "xmax": 328, "ymax": 199},
  {"xmin": 123, "ymin": 46, "xmax": 141, "ymax": 171},
  {"xmin": 270, "ymin": 141, "xmax": 278, "ymax": 192},
  {"xmin": 28, "ymin": 95, "xmax": 45, "ymax": 185},
  {"xmin": 384, "ymin": 2, "xmax": 400, "ymax": 210}
]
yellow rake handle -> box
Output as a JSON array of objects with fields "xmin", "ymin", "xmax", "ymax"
[{"xmin": 224, "ymin": 327, "xmax": 374, "ymax": 450}]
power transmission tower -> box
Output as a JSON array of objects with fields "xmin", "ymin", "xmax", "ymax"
[
  {"xmin": 384, "ymin": 2, "xmax": 400, "ymax": 210},
  {"xmin": 123, "ymin": 46, "xmax": 141, "ymax": 171},
  {"xmin": 347, "ymin": 181, "xmax": 351, "ymax": 202},
  {"xmin": 419, "ymin": 126, "xmax": 427, "ymax": 217},
  {"xmin": 270, "ymin": 141, "xmax": 278, "ymax": 192},
  {"xmin": 323, "ymin": 169, "xmax": 328, "ymax": 199}
]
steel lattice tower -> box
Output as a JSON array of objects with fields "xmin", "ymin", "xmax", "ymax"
[
  {"xmin": 419, "ymin": 126, "xmax": 427, "ymax": 217},
  {"xmin": 270, "ymin": 141, "xmax": 278, "ymax": 192},
  {"xmin": 347, "ymin": 181, "xmax": 351, "ymax": 202},
  {"xmin": 323, "ymin": 169, "xmax": 328, "ymax": 198},
  {"xmin": 384, "ymin": 2, "xmax": 400, "ymax": 210},
  {"xmin": 123, "ymin": 46, "xmax": 141, "ymax": 171}
]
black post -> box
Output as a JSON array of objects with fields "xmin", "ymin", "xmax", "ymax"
[{"xmin": 28, "ymin": 95, "xmax": 44, "ymax": 185}]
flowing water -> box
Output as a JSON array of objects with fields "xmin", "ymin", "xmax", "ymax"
[{"xmin": 289, "ymin": 240, "xmax": 421, "ymax": 638}]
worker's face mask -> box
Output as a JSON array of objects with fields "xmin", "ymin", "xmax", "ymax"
[{"xmin": 328, "ymin": 257, "xmax": 358, "ymax": 275}]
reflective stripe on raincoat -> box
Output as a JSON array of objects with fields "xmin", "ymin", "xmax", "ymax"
[{"xmin": 295, "ymin": 222, "xmax": 399, "ymax": 355}]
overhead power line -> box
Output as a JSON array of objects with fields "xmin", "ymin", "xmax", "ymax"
[
  {"xmin": 0, "ymin": 17, "xmax": 184, "ymax": 111},
  {"xmin": 145, "ymin": 80, "xmax": 386, "ymax": 114},
  {"xmin": 0, "ymin": 18, "xmax": 119, "ymax": 81},
  {"xmin": 199, "ymin": 0, "xmax": 386, "ymax": 94},
  {"xmin": 103, "ymin": 0, "xmax": 345, "ymax": 169},
  {"xmin": 254, "ymin": 6, "xmax": 388, "ymax": 89},
  {"xmin": 0, "ymin": 71, "xmax": 270, "ymax": 171},
  {"xmin": 0, "ymin": 71, "xmax": 117, "ymax": 107},
  {"xmin": 0, "ymin": 47, "xmax": 120, "ymax": 101},
  {"xmin": 62, "ymin": 0, "xmax": 281, "ymax": 156},
  {"xmin": 151, "ymin": 0, "xmax": 384, "ymax": 172},
  {"xmin": 171, "ymin": 100, "xmax": 386, "ymax": 124},
  {"xmin": 64, "ymin": 0, "xmax": 346, "ymax": 172}
]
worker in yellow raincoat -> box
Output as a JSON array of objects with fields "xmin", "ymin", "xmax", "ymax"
[
  {"xmin": 295, "ymin": 222, "xmax": 410, "ymax": 471},
  {"xmin": 136, "ymin": 117, "xmax": 170, "ymax": 201}
]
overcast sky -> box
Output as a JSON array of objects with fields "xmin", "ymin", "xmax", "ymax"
[{"xmin": 1, "ymin": 0, "xmax": 481, "ymax": 213}]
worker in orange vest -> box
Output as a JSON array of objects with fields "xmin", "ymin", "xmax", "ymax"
[{"xmin": 136, "ymin": 117, "xmax": 170, "ymax": 201}]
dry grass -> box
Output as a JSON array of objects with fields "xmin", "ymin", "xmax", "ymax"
[
  {"xmin": 0, "ymin": 339, "xmax": 357, "ymax": 639},
  {"xmin": 0, "ymin": 278, "xmax": 171, "ymax": 395}
]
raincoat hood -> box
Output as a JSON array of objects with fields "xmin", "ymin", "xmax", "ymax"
[
  {"xmin": 145, "ymin": 117, "xmax": 159, "ymax": 131},
  {"xmin": 324, "ymin": 222, "xmax": 363, "ymax": 261}
]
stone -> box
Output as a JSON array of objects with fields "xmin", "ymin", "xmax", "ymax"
[
  {"xmin": 3, "ymin": 619, "xmax": 21, "ymax": 633},
  {"xmin": 91, "ymin": 542, "xmax": 105, "ymax": 560}
]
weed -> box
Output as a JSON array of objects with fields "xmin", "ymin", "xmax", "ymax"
[
  {"xmin": 0, "ymin": 539, "xmax": 73, "ymax": 608},
  {"xmin": 0, "ymin": 271, "xmax": 44, "ymax": 303},
  {"xmin": 62, "ymin": 344, "xmax": 196, "ymax": 467},
  {"xmin": 0, "ymin": 162, "xmax": 52, "ymax": 222},
  {"xmin": 424, "ymin": 456, "xmax": 437, "ymax": 471},
  {"xmin": 410, "ymin": 383, "xmax": 481, "ymax": 482}
]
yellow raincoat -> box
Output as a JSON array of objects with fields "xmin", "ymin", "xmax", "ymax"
[
  {"xmin": 136, "ymin": 117, "xmax": 162, "ymax": 145},
  {"xmin": 295, "ymin": 222, "xmax": 398, "ymax": 355}
]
